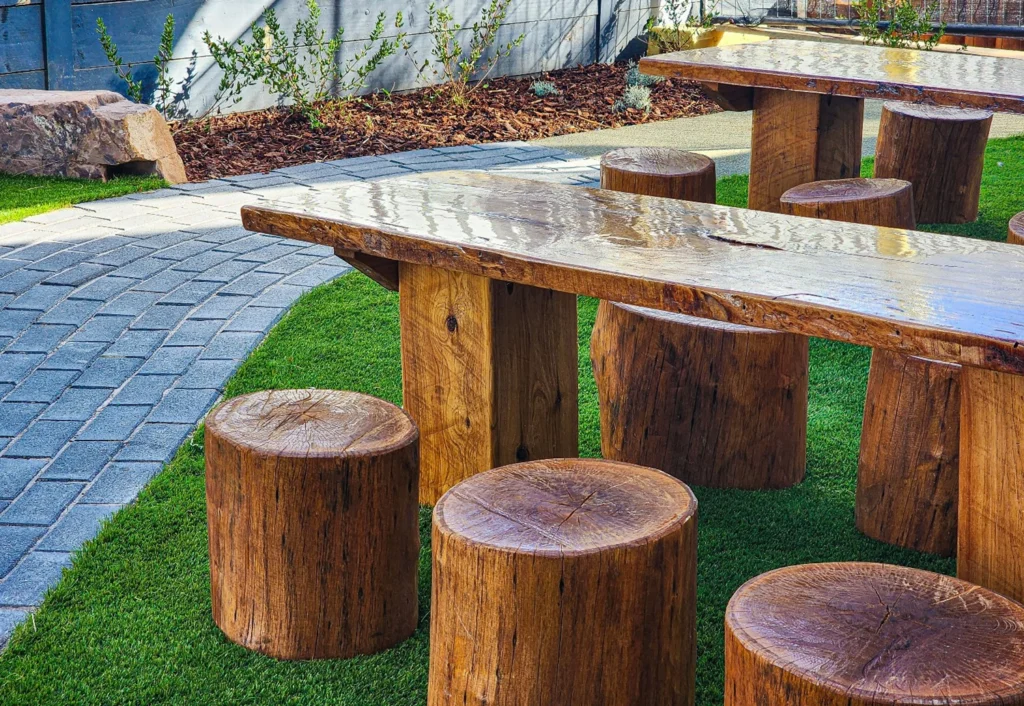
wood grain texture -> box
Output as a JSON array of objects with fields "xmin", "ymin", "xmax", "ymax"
[
  {"xmin": 725, "ymin": 562, "xmax": 1024, "ymax": 706},
  {"xmin": 205, "ymin": 388, "xmax": 420, "ymax": 660},
  {"xmin": 429, "ymin": 458, "xmax": 698, "ymax": 706},
  {"xmin": 748, "ymin": 89, "xmax": 863, "ymax": 212},
  {"xmin": 591, "ymin": 301, "xmax": 807, "ymax": 489},
  {"xmin": 700, "ymin": 81, "xmax": 754, "ymax": 112},
  {"xmin": 857, "ymin": 349, "xmax": 960, "ymax": 556},
  {"xmin": 640, "ymin": 40, "xmax": 1024, "ymax": 113},
  {"xmin": 959, "ymin": 367, "xmax": 1024, "ymax": 603},
  {"xmin": 875, "ymin": 102, "xmax": 993, "ymax": 224},
  {"xmin": 241, "ymin": 172, "xmax": 1024, "ymax": 374},
  {"xmin": 334, "ymin": 247, "xmax": 399, "ymax": 291},
  {"xmin": 399, "ymin": 263, "xmax": 578, "ymax": 504},
  {"xmin": 781, "ymin": 178, "xmax": 917, "ymax": 229},
  {"xmin": 600, "ymin": 147, "xmax": 716, "ymax": 202},
  {"xmin": 1009, "ymin": 211, "xmax": 1024, "ymax": 245}
]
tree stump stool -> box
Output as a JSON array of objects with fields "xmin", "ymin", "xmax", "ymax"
[
  {"xmin": 1010, "ymin": 211, "xmax": 1024, "ymax": 245},
  {"xmin": 857, "ymin": 349, "xmax": 961, "ymax": 556},
  {"xmin": 874, "ymin": 102, "xmax": 992, "ymax": 223},
  {"xmin": 780, "ymin": 178, "xmax": 917, "ymax": 229},
  {"xmin": 591, "ymin": 303, "xmax": 808, "ymax": 489},
  {"xmin": 205, "ymin": 389, "xmax": 420, "ymax": 660},
  {"xmin": 726, "ymin": 562, "xmax": 1024, "ymax": 706},
  {"xmin": 600, "ymin": 147, "xmax": 716, "ymax": 202},
  {"xmin": 429, "ymin": 458, "xmax": 698, "ymax": 706}
]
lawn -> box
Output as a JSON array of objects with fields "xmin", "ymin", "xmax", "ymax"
[
  {"xmin": 0, "ymin": 135, "xmax": 1021, "ymax": 705},
  {"xmin": 0, "ymin": 174, "xmax": 164, "ymax": 226}
]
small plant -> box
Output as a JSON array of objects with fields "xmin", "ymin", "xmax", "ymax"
[
  {"xmin": 204, "ymin": 0, "xmax": 405, "ymax": 127},
  {"xmin": 410, "ymin": 1, "xmax": 525, "ymax": 107},
  {"xmin": 530, "ymin": 81, "xmax": 560, "ymax": 97},
  {"xmin": 97, "ymin": 17, "xmax": 143, "ymax": 104},
  {"xmin": 613, "ymin": 85, "xmax": 653, "ymax": 114},
  {"xmin": 855, "ymin": 0, "xmax": 945, "ymax": 49},
  {"xmin": 646, "ymin": 0, "xmax": 718, "ymax": 53},
  {"xmin": 625, "ymin": 60, "xmax": 664, "ymax": 88}
]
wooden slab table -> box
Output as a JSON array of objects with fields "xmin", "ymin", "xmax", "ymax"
[
  {"xmin": 640, "ymin": 40, "xmax": 1024, "ymax": 212},
  {"xmin": 243, "ymin": 171, "xmax": 1024, "ymax": 603}
]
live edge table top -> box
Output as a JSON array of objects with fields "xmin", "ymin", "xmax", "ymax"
[
  {"xmin": 640, "ymin": 40, "xmax": 1024, "ymax": 113},
  {"xmin": 241, "ymin": 171, "xmax": 1024, "ymax": 375}
]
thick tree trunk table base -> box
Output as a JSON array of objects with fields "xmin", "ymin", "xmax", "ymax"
[
  {"xmin": 780, "ymin": 178, "xmax": 916, "ymax": 229},
  {"xmin": 726, "ymin": 562, "xmax": 1024, "ymax": 706},
  {"xmin": 600, "ymin": 147, "xmax": 716, "ymax": 202},
  {"xmin": 429, "ymin": 458, "xmax": 698, "ymax": 706},
  {"xmin": 399, "ymin": 262, "xmax": 578, "ymax": 505},
  {"xmin": 205, "ymin": 389, "xmax": 420, "ymax": 660},
  {"xmin": 1010, "ymin": 211, "xmax": 1024, "ymax": 245},
  {"xmin": 874, "ymin": 102, "xmax": 992, "ymax": 224},
  {"xmin": 856, "ymin": 349, "xmax": 960, "ymax": 556},
  {"xmin": 748, "ymin": 88, "xmax": 864, "ymax": 213},
  {"xmin": 591, "ymin": 302, "xmax": 808, "ymax": 489}
]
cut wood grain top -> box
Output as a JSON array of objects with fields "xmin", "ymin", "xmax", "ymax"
[
  {"xmin": 240, "ymin": 171, "xmax": 1024, "ymax": 373},
  {"xmin": 640, "ymin": 40, "xmax": 1024, "ymax": 113},
  {"xmin": 433, "ymin": 458, "xmax": 696, "ymax": 555},
  {"xmin": 206, "ymin": 389, "xmax": 417, "ymax": 459},
  {"xmin": 727, "ymin": 562, "xmax": 1024, "ymax": 703}
]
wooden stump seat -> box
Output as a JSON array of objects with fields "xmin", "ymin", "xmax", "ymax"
[
  {"xmin": 780, "ymin": 178, "xmax": 916, "ymax": 229},
  {"xmin": 205, "ymin": 388, "xmax": 420, "ymax": 660},
  {"xmin": 600, "ymin": 147, "xmax": 716, "ymax": 202},
  {"xmin": 591, "ymin": 302, "xmax": 808, "ymax": 489},
  {"xmin": 874, "ymin": 102, "xmax": 992, "ymax": 224},
  {"xmin": 1011, "ymin": 211, "xmax": 1024, "ymax": 245},
  {"xmin": 726, "ymin": 562, "xmax": 1024, "ymax": 706},
  {"xmin": 429, "ymin": 458, "xmax": 698, "ymax": 706}
]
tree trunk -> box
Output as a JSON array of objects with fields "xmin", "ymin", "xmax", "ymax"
[
  {"xmin": 856, "ymin": 349, "xmax": 960, "ymax": 556},
  {"xmin": 726, "ymin": 562, "xmax": 1024, "ymax": 706},
  {"xmin": 874, "ymin": 102, "xmax": 992, "ymax": 224},
  {"xmin": 780, "ymin": 177, "xmax": 917, "ymax": 229},
  {"xmin": 205, "ymin": 388, "xmax": 420, "ymax": 660},
  {"xmin": 591, "ymin": 301, "xmax": 808, "ymax": 489},
  {"xmin": 429, "ymin": 458, "xmax": 698, "ymax": 706},
  {"xmin": 600, "ymin": 147, "xmax": 716, "ymax": 202},
  {"xmin": 1010, "ymin": 211, "xmax": 1024, "ymax": 245}
]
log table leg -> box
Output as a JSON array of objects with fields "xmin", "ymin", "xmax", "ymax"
[
  {"xmin": 399, "ymin": 262, "xmax": 578, "ymax": 505},
  {"xmin": 748, "ymin": 88, "xmax": 864, "ymax": 213},
  {"xmin": 958, "ymin": 367, "xmax": 1024, "ymax": 603}
]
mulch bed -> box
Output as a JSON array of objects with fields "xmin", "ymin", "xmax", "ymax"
[{"xmin": 173, "ymin": 63, "xmax": 719, "ymax": 181}]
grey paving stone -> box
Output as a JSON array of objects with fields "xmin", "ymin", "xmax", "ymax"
[
  {"xmin": 194, "ymin": 225, "xmax": 249, "ymax": 245},
  {"xmin": 215, "ymin": 234, "xmax": 278, "ymax": 254},
  {"xmin": 0, "ymin": 460, "xmax": 45, "ymax": 500},
  {"xmin": 126, "ymin": 229, "xmax": 196, "ymax": 251},
  {"xmin": 38, "ymin": 298, "xmax": 103, "ymax": 326},
  {"xmin": 0, "ymin": 403, "xmax": 46, "ymax": 437},
  {"xmin": 114, "ymin": 256, "xmax": 171, "ymax": 280},
  {"xmin": 190, "ymin": 295, "xmax": 249, "ymax": 321},
  {"xmin": 109, "ymin": 375, "xmax": 175, "ymax": 406},
  {"xmin": 72, "ymin": 356, "xmax": 143, "ymax": 389},
  {"xmin": 131, "ymin": 304, "xmax": 190, "ymax": 331},
  {"xmin": 69, "ymin": 235, "xmax": 135, "ymax": 255},
  {"xmin": 174, "ymin": 359, "xmax": 238, "ymax": 390},
  {"xmin": 0, "ymin": 260, "xmax": 28, "ymax": 279},
  {"xmin": 285, "ymin": 263, "xmax": 349, "ymax": 287},
  {"xmin": 0, "ymin": 526, "xmax": 45, "ymax": 576},
  {"xmin": 0, "ymin": 482, "xmax": 83, "ymax": 526},
  {"xmin": 0, "ymin": 609, "xmax": 28, "ymax": 648},
  {"xmin": 256, "ymin": 252, "xmax": 324, "ymax": 275},
  {"xmin": 224, "ymin": 306, "xmax": 286, "ymax": 333},
  {"xmin": 151, "ymin": 239, "xmax": 214, "ymax": 262},
  {"xmin": 4, "ymin": 370, "xmax": 79, "ymax": 403},
  {"xmin": 22, "ymin": 208, "xmax": 80, "ymax": 225},
  {"xmin": 201, "ymin": 332, "xmax": 262, "ymax": 361},
  {"xmin": 191, "ymin": 258, "xmax": 258, "ymax": 283},
  {"xmin": 251, "ymin": 284, "xmax": 307, "ymax": 309},
  {"xmin": 236, "ymin": 243, "xmax": 300, "ymax": 265},
  {"xmin": 132, "ymin": 268, "xmax": 191, "ymax": 294},
  {"xmin": 6, "ymin": 325, "xmax": 75, "ymax": 353},
  {"xmin": 78, "ymin": 405, "xmax": 151, "ymax": 441},
  {"xmin": 0, "ymin": 309, "xmax": 40, "ymax": 337},
  {"xmin": 36, "ymin": 504, "xmax": 119, "ymax": 551},
  {"xmin": 23, "ymin": 249, "xmax": 92, "ymax": 273},
  {"xmin": 149, "ymin": 388, "xmax": 219, "ymax": 424},
  {"xmin": 0, "ymin": 502, "xmax": 7, "ymax": 514},
  {"xmin": 0, "ymin": 337, "xmax": 10, "ymax": 353},
  {"xmin": 41, "ymin": 441, "xmax": 120, "ymax": 481},
  {"xmin": 170, "ymin": 249, "xmax": 237, "ymax": 273},
  {"xmin": 43, "ymin": 263, "xmax": 115, "ymax": 288},
  {"xmin": 68, "ymin": 315, "xmax": 132, "ymax": 344},
  {"xmin": 40, "ymin": 387, "xmax": 110, "ymax": 422},
  {"xmin": 87, "ymin": 245, "xmax": 152, "ymax": 267},
  {"xmin": 82, "ymin": 462, "xmax": 161, "ymax": 505},
  {"xmin": 338, "ymin": 163, "xmax": 412, "ymax": 179},
  {"xmin": 67, "ymin": 275, "xmax": 136, "ymax": 302},
  {"xmin": 98, "ymin": 290, "xmax": 161, "ymax": 317},
  {"xmin": 5, "ymin": 241, "xmax": 67, "ymax": 262},
  {"xmin": 116, "ymin": 423, "xmax": 192, "ymax": 463},
  {"xmin": 6, "ymin": 285, "xmax": 73, "ymax": 311},
  {"xmin": 0, "ymin": 551, "xmax": 72, "ymax": 607},
  {"xmin": 158, "ymin": 279, "xmax": 220, "ymax": 305},
  {"xmin": 137, "ymin": 346, "xmax": 200, "ymax": 376},
  {"xmin": 104, "ymin": 330, "xmax": 166, "ymax": 358},
  {"xmin": 164, "ymin": 319, "xmax": 222, "ymax": 347},
  {"xmin": 3, "ymin": 420, "xmax": 79, "ymax": 458},
  {"xmin": 218, "ymin": 271, "xmax": 282, "ymax": 296}
]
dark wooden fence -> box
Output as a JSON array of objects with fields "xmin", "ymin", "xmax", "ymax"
[{"xmin": 0, "ymin": 0, "xmax": 658, "ymax": 115}]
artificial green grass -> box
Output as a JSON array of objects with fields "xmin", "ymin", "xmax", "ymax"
[
  {"xmin": 0, "ymin": 174, "xmax": 164, "ymax": 226},
  {"xmin": 0, "ymin": 134, "xmax": 1021, "ymax": 704}
]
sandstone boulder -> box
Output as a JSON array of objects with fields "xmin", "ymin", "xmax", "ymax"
[{"xmin": 0, "ymin": 89, "xmax": 187, "ymax": 184}]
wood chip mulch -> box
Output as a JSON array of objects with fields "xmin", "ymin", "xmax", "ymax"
[{"xmin": 173, "ymin": 63, "xmax": 719, "ymax": 181}]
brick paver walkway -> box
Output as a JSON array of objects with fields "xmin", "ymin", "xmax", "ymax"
[{"xmin": 0, "ymin": 142, "xmax": 599, "ymax": 646}]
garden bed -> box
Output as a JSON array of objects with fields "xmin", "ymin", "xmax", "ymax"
[{"xmin": 173, "ymin": 63, "xmax": 719, "ymax": 181}]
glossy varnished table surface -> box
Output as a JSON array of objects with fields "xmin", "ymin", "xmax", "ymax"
[{"xmin": 640, "ymin": 40, "xmax": 1024, "ymax": 113}]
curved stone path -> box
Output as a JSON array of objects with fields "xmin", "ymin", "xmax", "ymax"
[{"xmin": 0, "ymin": 142, "xmax": 599, "ymax": 646}]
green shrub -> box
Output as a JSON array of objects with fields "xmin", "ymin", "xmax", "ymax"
[
  {"xmin": 625, "ymin": 60, "xmax": 663, "ymax": 88},
  {"xmin": 855, "ymin": 0, "xmax": 945, "ymax": 49},
  {"xmin": 530, "ymin": 81, "xmax": 560, "ymax": 97},
  {"xmin": 613, "ymin": 85, "xmax": 653, "ymax": 113}
]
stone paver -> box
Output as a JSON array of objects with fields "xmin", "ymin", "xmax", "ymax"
[{"xmin": 0, "ymin": 140, "xmax": 596, "ymax": 646}]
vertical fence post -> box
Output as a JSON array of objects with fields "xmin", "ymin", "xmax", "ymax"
[
  {"xmin": 596, "ymin": 0, "xmax": 617, "ymax": 63},
  {"xmin": 42, "ymin": 0, "xmax": 75, "ymax": 89}
]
